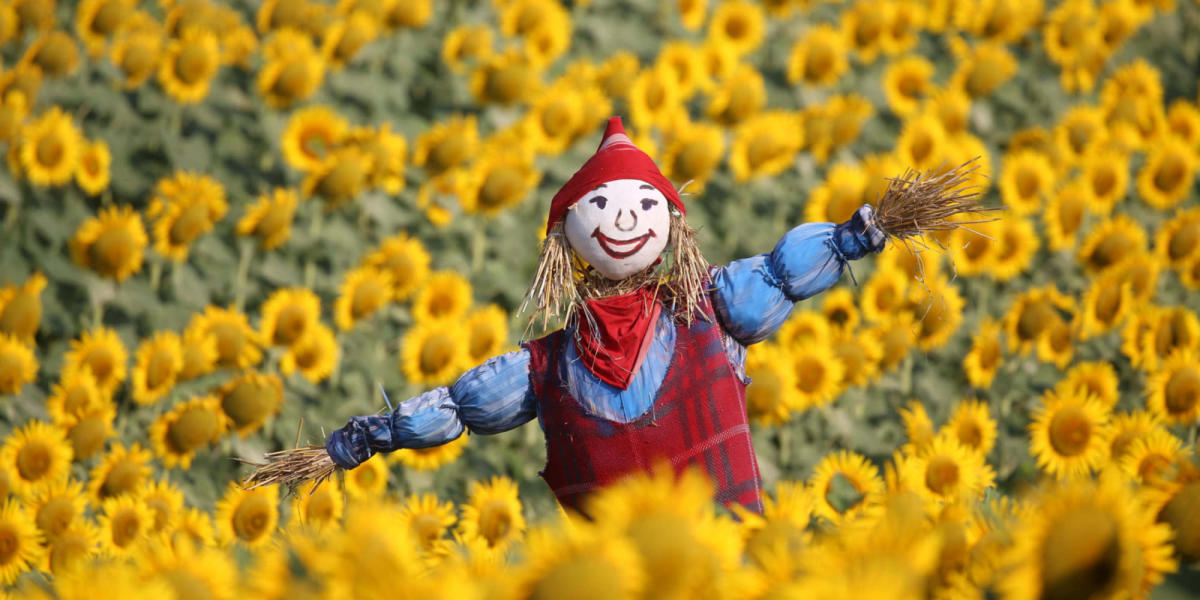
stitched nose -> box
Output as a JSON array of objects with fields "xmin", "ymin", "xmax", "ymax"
[{"xmin": 615, "ymin": 209, "xmax": 637, "ymax": 232}]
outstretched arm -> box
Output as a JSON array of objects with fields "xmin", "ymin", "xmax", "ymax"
[
  {"xmin": 710, "ymin": 204, "xmax": 886, "ymax": 346},
  {"xmin": 324, "ymin": 349, "xmax": 536, "ymax": 469}
]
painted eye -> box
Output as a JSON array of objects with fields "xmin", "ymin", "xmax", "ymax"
[
  {"xmin": 641, "ymin": 198, "xmax": 658, "ymax": 211},
  {"xmin": 590, "ymin": 196, "xmax": 607, "ymax": 210}
]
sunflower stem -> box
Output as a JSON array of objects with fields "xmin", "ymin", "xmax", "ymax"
[
  {"xmin": 233, "ymin": 238, "xmax": 254, "ymax": 313},
  {"xmin": 149, "ymin": 259, "xmax": 162, "ymax": 294},
  {"xmin": 304, "ymin": 202, "xmax": 323, "ymax": 289},
  {"xmin": 470, "ymin": 223, "xmax": 486, "ymax": 274}
]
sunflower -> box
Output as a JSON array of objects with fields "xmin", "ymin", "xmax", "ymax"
[
  {"xmin": 899, "ymin": 400, "xmax": 935, "ymax": 455},
  {"xmin": 157, "ymin": 28, "xmax": 220, "ymax": 103},
  {"xmin": 148, "ymin": 395, "xmax": 227, "ymax": 469},
  {"xmin": 75, "ymin": 0, "xmax": 135, "ymax": 53},
  {"xmin": 895, "ymin": 113, "xmax": 947, "ymax": 171},
  {"xmin": 279, "ymin": 324, "xmax": 338, "ymax": 383},
  {"xmin": 1028, "ymin": 389, "xmax": 1112, "ymax": 480},
  {"xmin": 776, "ymin": 310, "xmax": 832, "ymax": 349},
  {"xmin": 441, "ymin": 24, "xmax": 492, "ymax": 73},
  {"xmin": 804, "ymin": 164, "xmax": 866, "ymax": 226},
  {"xmin": 1002, "ymin": 285, "xmax": 1075, "ymax": 355},
  {"xmin": 997, "ymin": 150, "xmax": 1055, "ymax": 216},
  {"xmin": 594, "ymin": 50, "xmax": 639, "ymax": 100},
  {"xmin": 1076, "ymin": 273, "xmax": 1133, "ymax": 341},
  {"xmin": 627, "ymin": 66, "xmax": 683, "ymax": 131},
  {"xmin": 911, "ymin": 277, "xmax": 965, "ymax": 351},
  {"xmin": 258, "ymin": 287, "xmax": 320, "ymax": 347},
  {"xmin": 289, "ymin": 478, "xmax": 343, "ymax": 531},
  {"xmin": 1054, "ymin": 105, "xmax": 1107, "ymax": 169},
  {"xmin": 301, "ymin": 146, "xmax": 373, "ymax": 206},
  {"xmin": 129, "ymin": 331, "xmax": 183, "ymax": 406},
  {"xmin": 74, "ymin": 138, "xmax": 111, "ymax": 196},
  {"xmin": 1165, "ymin": 99, "xmax": 1200, "ymax": 151},
  {"xmin": 515, "ymin": 522, "xmax": 645, "ymax": 600},
  {"xmin": 364, "ymin": 232, "xmax": 431, "ymax": 301},
  {"xmin": 791, "ymin": 340, "xmax": 845, "ymax": 410},
  {"xmin": 899, "ymin": 434, "xmax": 995, "ymax": 508},
  {"xmin": 706, "ymin": 63, "xmax": 764, "ymax": 127},
  {"xmin": 137, "ymin": 535, "xmax": 239, "ymax": 600},
  {"xmin": 188, "ymin": 305, "xmax": 262, "ymax": 369},
  {"xmin": 949, "ymin": 38, "xmax": 1017, "ymax": 99},
  {"xmin": 320, "ymin": 11, "xmax": 378, "ymax": 69},
  {"xmin": 706, "ymin": 0, "xmax": 763, "ymax": 56},
  {"xmin": 809, "ymin": 451, "xmax": 885, "ymax": 526},
  {"xmin": 97, "ymin": 495, "xmax": 152, "ymax": 556},
  {"xmin": 256, "ymin": 29, "xmax": 326, "ymax": 108},
  {"xmin": 1144, "ymin": 351, "xmax": 1200, "ymax": 425},
  {"xmin": 171, "ymin": 507, "xmax": 215, "ymax": 548},
  {"xmin": 1154, "ymin": 207, "xmax": 1200, "ymax": 271},
  {"xmin": 45, "ymin": 367, "xmax": 105, "ymax": 424},
  {"xmin": 408, "ymin": 271, "xmax": 471, "ymax": 325},
  {"xmin": 235, "ymin": 187, "xmax": 297, "ymax": 250},
  {"xmin": 459, "ymin": 304, "xmax": 507, "ymax": 365},
  {"xmin": 922, "ymin": 86, "xmax": 971, "ymax": 141},
  {"xmin": 213, "ymin": 483, "xmax": 277, "ymax": 547},
  {"xmin": 1043, "ymin": 179, "xmax": 1090, "ymax": 251},
  {"xmin": 391, "ymin": 433, "xmax": 468, "ymax": 472},
  {"xmin": 145, "ymin": 171, "xmax": 228, "ymax": 261},
  {"xmin": 350, "ymin": 122, "xmax": 408, "ymax": 194},
  {"xmin": 456, "ymin": 150, "xmax": 542, "ymax": 216},
  {"xmin": 1036, "ymin": 316, "xmax": 1075, "ymax": 369},
  {"xmin": 456, "ymin": 475, "xmax": 527, "ymax": 551},
  {"xmin": 1077, "ymin": 150, "xmax": 1129, "ymax": 216},
  {"xmin": 469, "ymin": 48, "xmax": 538, "ymax": 107},
  {"xmin": 857, "ymin": 267, "xmax": 906, "ymax": 326},
  {"xmin": 387, "ymin": 492, "xmax": 455, "ymax": 557},
  {"xmin": 943, "ymin": 399, "xmax": 998, "ymax": 457},
  {"xmin": 110, "ymin": 30, "xmax": 162, "ymax": 89},
  {"xmin": 841, "ymin": 0, "xmax": 890, "ymax": 63},
  {"xmin": 962, "ymin": 319, "xmax": 1002, "ymax": 390},
  {"xmin": 23, "ymin": 29, "xmax": 79, "ymax": 77},
  {"xmin": 255, "ymin": 0, "xmax": 309, "ymax": 33},
  {"xmin": 0, "ymin": 333, "xmax": 35, "ymax": 395},
  {"xmin": 1137, "ymin": 137, "xmax": 1195, "ymax": 210},
  {"xmin": 61, "ymin": 402, "xmax": 116, "ymax": 462},
  {"xmin": 1138, "ymin": 305, "xmax": 1200, "ymax": 371},
  {"xmin": 1057, "ymin": 361, "xmax": 1121, "ymax": 411},
  {"xmin": 0, "ymin": 89, "xmax": 28, "ymax": 145},
  {"xmin": 873, "ymin": 312, "xmax": 917, "ymax": 372},
  {"xmin": 824, "ymin": 96, "xmax": 878, "ymax": 163},
  {"xmin": 0, "ymin": 420, "xmax": 71, "ymax": 502},
  {"xmin": 218, "ymin": 371, "xmax": 284, "ymax": 437},
  {"xmin": 883, "ymin": 55, "xmax": 934, "ymax": 117},
  {"xmin": 28, "ymin": 477, "xmax": 85, "ymax": 541},
  {"xmin": 786, "ymin": 24, "xmax": 848, "ymax": 88},
  {"xmin": 333, "ymin": 266, "xmax": 393, "ymax": 332},
  {"xmin": 139, "ymin": 478, "xmax": 184, "ymax": 534},
  {"xmin": 1076, "ymin": 214, "xmax": 1147, "ymax": 274},
  {"xmin": 742, "ymin": 343, "xmax": 799, "ymax": 425},
  {"xmin": 0, "ymin": 499, "xmax": 43, "ymax": 585},
  {"xmin": 728, "ymin": 110, "xmax": 802, "ymax": 182},
  {"xmin": 178, "ymin": 323, "xmax": 218, "ymax": 380},
  {"xmin": 87, "ymin": 442, "xmax": 152, "ymax": 504},
  {"xmin": 400, "ymin": 319, "xmax": 469, "ymax": 387},
  {"xmin": 62, "ymin": 327, "xmax": 128, "ymax": 398},
  {"xmin": 344, "ymin": 453, "xmax": 388, "ymax": 498},
  {"xmin": 947, "ymin": 217, "xmax": 1000, "ymax": 277},
  {"xmin": 999, "ymin": 473, "xmax": 1177, "ymax": 600},
  {"xmin": 1118, "ymin": 428, "xmax": 1187, "ymax": 486},
  {"xmin": 44, "ymin": 519, "xmax": 99, "ymax": 576},
  {"xmin": 280, "ymin": 104, "xmax": 348, "ymax": 172},
  {"xmin": 17, "ymin": 105, "xmax": 81, "ymax": 186}
]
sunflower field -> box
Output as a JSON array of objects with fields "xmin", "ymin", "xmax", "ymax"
[{"xmin": 0, "ymin": 0, "xmax": 1199, "ymax": 597}]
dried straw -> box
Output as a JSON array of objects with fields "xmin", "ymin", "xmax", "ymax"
[
  {"xmin": 239, "ymin": 445, "xmax": 337, "ymax": 495},
  {"xmin": 872, "ymin": 157, "xmax": 1001, "ymax": 244}
]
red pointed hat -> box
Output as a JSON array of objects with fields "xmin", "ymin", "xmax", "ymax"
[{"xmin": 545, "ymin": 116, "xmax": 684, "ymax": 233}]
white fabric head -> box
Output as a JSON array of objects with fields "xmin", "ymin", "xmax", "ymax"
[{"xmin": 564, "ymin": 178, "xmax": 671, "ymax": 280}]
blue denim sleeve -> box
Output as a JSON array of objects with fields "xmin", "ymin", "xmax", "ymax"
[
  {"xmin": 325, "ymin": 350, "xmax": 536, "ymax": 469},
  {"xmin": 710, "ymin": 205, "xmax": 885, "ymax": 346}
]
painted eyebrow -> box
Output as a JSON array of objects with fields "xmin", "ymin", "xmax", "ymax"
[
  {"xmin": 593, "ymin": 183, "xmax": 607, "ymax": 190},
  {"xmin": 639, "ymin": 184, "xmax": 655, "ymax": 190}
]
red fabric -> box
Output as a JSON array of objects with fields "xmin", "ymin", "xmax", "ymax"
[
  {"xmin": 575, "ymin": 287, "xmax": 661, "ymax": 390},
  {"xmin": 545, "ymin": 116, "xmax": 684, "ymax": 232},
  {"xmin": 524, "ymin": 298, "xmax": 765, "ymax": 516}
]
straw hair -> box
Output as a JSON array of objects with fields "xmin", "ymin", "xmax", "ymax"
[
  {"xmin": 240, "ymin": 445, "xmax": 337, "ymax": 494},
  {"xmin": 873, "ymin": 158, "xmax": 999, "ymax": 243},
  {"xmin": 521, "ymin": 209, "xmax": 710, "ymax": 339}
]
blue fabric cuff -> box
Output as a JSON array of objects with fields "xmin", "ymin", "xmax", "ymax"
[
  {"xmin": 832, "ymin": 205, "xmax": 886, "ymax": 260},
  {"xmin": 326, "ymin": 418, "xmax": 373, "ymax": 469}
]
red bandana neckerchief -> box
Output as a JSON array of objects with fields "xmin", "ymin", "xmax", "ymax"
[{"xmin": 574, "ymin": 286, "xmax": 661, "ymax": 390}]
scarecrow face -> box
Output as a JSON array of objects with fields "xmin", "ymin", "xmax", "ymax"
[{"xmin": 565, "ymin": 178, "xmax": 671, "ymax": 280}]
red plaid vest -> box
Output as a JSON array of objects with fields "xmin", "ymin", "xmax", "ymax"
[{"xmin": 524, "ymin": 300, "xmax": 765, "ymax": 515}]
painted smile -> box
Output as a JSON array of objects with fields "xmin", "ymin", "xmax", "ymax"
[{"xmin": 591, "ymin": 227, "xmax": 656, "ymax": 259}]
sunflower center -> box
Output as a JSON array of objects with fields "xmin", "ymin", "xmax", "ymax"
[
  {"xmin": 1093, "ymin": 285, "xmax": 1124, "ymax": 323},
  {"xmin": 806, "ymin": 44, "xmax": 834, "ymax": 79},
  {"xmin": 101, "ymin": 461, "xmax": 142, "ymax": 499},
  {"xmin": 528, "ymin": 553, "xmax": 625, "ymax": 600},
  {"xmin": 161, "ymin": 570, "xmax": 213, "ymax": 600},
  {"xmin": 36, "ymin": 497, "xmax": 75, "ymax": 538},
  {"xmin": 795, "ymin": 355, "xmax": 826, "ymax": 394},
  {"xmin": 963, "ymin": 234, "xmax": 992, "ymax": 261},
  {"xmin": 854, "ymin": 17, "xmax": 882, "ymax": 47},
  {"xmin": 209, "ymin": 322, "xmax": 245, "ymax": 365},
  {"xmin": 255, "ymin": 203, "xmax": 291, "ymax": 240},
  {"xmin": 746, "ymin": 366, "xmax": 783, "ymax": 416},
  {"xmin": 175, "ymin": 45, "xmax": 211, "ymax": 85},
  {"xmin": 1016, "ymin": 168, "xmax": 1041, "ymax": 200},
  {"xmin": 67, "ymin": 416, "xmax": 107, "ymax": 460},
  {"xmin": 91, "ymin": 2, "xmax": 129, "ymax": 35},
  {"xmin": 908, "ymin": 130, "xmax": 935, "ymax": 165},
  {"xmin": 168, "ymin": 408, "xmax": 218, "ymax": 454},
  {"xmin": 485, "ymin": 63, "xmax": 530, "ymax": 105},
  {"xmin": 1091, "ymin": 167, "xmax": 1116, "ymax": 198},
  {"xmin": 479, "ymin": 166, "xmax": 524, "ymax": 210},
  {"xmin": 233, "ymin": 497, "xmax": 272, "ymax": 542},
  {"xmin": 271, "ymin": 62, "xmax": 310, "ymax": 99},
  {"xmin": 1067, "ymin": 122, "xmax": 1093, "ymax": 155},
  {"xmin": 411, "ymin": 513, "xmax": 444, "ymax": 547},
  {"xmin": 469, "ymin": 324, "xmax": 497, "ymax": 360},
  {"xmin": 1159, "ymin": 481, "xmax": 1200, "ymax": 559},
  {"xmin": 304, "ymin": 489, "xmax": 335, "ymax": 523},
  {"xmin": 89, "ymin": 225, "xmax": 136, "ymax": 276},
  {"xmin": 274, "ymin": 305, "xmax": 309, "ymax": 345},
  {"xmin": 0, "ymin": 524, "xmax": 19, "ymax": 564},
  {"xmin": 724, "ymin": 14, "xmax": 749, "ymax": 40},
  {"xmin": 1017, "ymin": 301, "xmax": 1056, "ymax": 341},
  {"xmin": 294, "ymin": 342, "xmax": 320, "ymax": 370},
  {"xmin": 222, "ymin": 380, "xmax": 275, "ymax": 430},
  {"xmin": 1167, "ymin": 223, "xmax": 1200, "ymax": 261},
  {"xmin": 35, "ymin": 133, "xmax": 65, "ymax": 168},
  {"xmin": 746, "ymin": 132, "xmax": 783, "ymax": 170},
  {"xmin": 318, "ymin": 157, "xmax": 367, "ymax": 201},
  {"xmin": 35, "ymin": 34, "xmax": 77, "ymax": 76},
  {"xmin": 120, "ymin": 41, "xmax": 156, "ymax": 79},
  {"xmin": 1041, "ymin": 508, "xmax": 1120, "ymax": 600},
  {"xmin": 0, "ymin": 292, "xmax": 41, "ymax": 340},
  {"xmin": 146, "ymin": 349, "xmax": 177, "ymax": 390},
  {"xmin": 48, "ymin": 531, "xmax": 90, "ymax": 574},
  {"xmin": 353, "ymin": 463, "xmax": 377, "ymax": 487},
  {"xmin": 420, "ymin": 333, "xmax": 456, "ymax": 376},
  {"xmin": 956, "ymin": 421, "xmax": 983, "ymax": 450},
  {"xmin": 675, "ymin": 142, "xmax": 716, "ymax": 182},
  {"xmin": 16, "ymin": 442, "xmax": 51, "ymax": 481},
  {"xmin": 478, "ymin": 499, "xmax": 513, "ymax": 545},
  {"xmin": 1164, "ymin": 369, "xmax": 1200, "ymax": 416},
  {"xmin": 351, "ymin": 278, "xmax": 387, "ymax": 319},
  {"xmin": 1153, "ymin": 155, "xmax": 1185, "ymax": 192},
  {"xmin": 1049, "ymin": 406, "xmax": 1092, "ymax": 457},
  {"xmin": 541, "ymin": 101, "xmax": 574, "ymax": 138},
  {"xmin": 111, "ymin": 509, "xmax": 142, "ymax": 547},
  {"xmin": 924, "ymin": 455, "xmax": 960, "ymax": 495}
]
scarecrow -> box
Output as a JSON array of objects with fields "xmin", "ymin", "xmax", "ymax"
[{"xmin": 245, "ymin": 116, "xmax": 989, "ymax": 514}]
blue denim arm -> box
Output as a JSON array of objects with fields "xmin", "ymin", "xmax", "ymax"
[
  {"xmin": 710, "ymin": 205, "xmax": 886, "ymax": 345},
  {"xmin": 325, "ymin": 349, "xmax": 536, "ymax": 469}
]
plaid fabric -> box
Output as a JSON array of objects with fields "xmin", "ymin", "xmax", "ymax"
[{"xmin": 525, "ymin": 300, "xmax": 764, "ymax": 516}]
